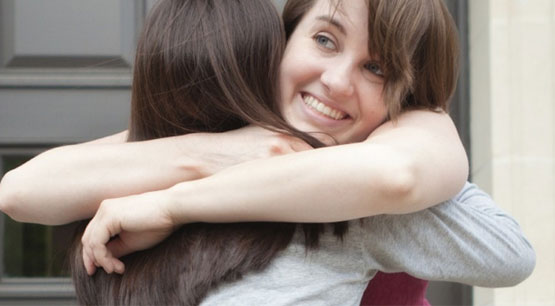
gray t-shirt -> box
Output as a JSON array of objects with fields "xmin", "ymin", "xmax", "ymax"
[{"xmin": 201, "ymin": 183, "xmax": 535, "ymax": 306}]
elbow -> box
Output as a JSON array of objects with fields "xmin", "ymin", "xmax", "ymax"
[
  {"xmin": 518, "ymin": 248, "xmax": 537, "ymax": 284},
  {"xmin": 498, "ymin": 230, "xmax": 537, "ymax": 287},
  {"xmin": 381, "ymin": 156, "xmax": 469, "ymax": 214},
  {"xmin": 0, "ymin": 169, "xmax": 41, "ymax": 224},
  {"xmin": 0, "ymin": 170, "xmax": 64, "ymax": 226},
  {"xmin": 502, "ymin": 243, "xmax": 536, "ymax": 287},
  {"xmin": 0, "ymin": 170, "xmax": 25, "ymax": 222},
  {"xmin": 378, "ymin": 157, "xmax": 420, "ymax": 214},
  {"xmin": 482, "ymin": 240, "xmax": 536, "ymax": 288},
  {"xmin": 392, "ymin": 155, "xmax": 419, "ymax": 204},
  {"xmin": 392, "ymin": 170, "xmax": 418, "ymax": 207}
]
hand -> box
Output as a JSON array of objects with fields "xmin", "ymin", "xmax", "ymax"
[
  {"xmin": 81, "ymin": 191, "xmax": 176, "ymax": 275},
  {"xmin": 226, "ymin": 125, "xmax": 314, "ymax": 156},
  {"xmin": 196, "ymin": 125, "xmax": 314, "ymax": 174}
]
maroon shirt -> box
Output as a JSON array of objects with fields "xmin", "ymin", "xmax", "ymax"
[{"xmin": 360, "ymin": 272, "xmax": 430, "ymax": 306}]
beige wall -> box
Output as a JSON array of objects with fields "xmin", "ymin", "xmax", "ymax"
[{"xmin": 469, "ymin": 0, "xmax": 554, "ymax": 305}]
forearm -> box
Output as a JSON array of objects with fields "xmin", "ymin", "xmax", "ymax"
[
  {"xmin": 169, "ymin": 143, "xmax": 427, "ymax": 224},
  {"xmin": 77, "ymin": 142, "xmax": 427, "ymax": 272},
  {"xmin": 0, "ymin": 124, "xmax": 312, "ymax": 225},
  {"xmin": 364, "ymin": 110, "xmax": 469, "ymax": 212},
  {"xmin": 167, "ymin": 111, "xmax": 469, "ymax": 224},
  {"xmin": 0, "ymin": 133, "xmax": 210, "ymax": 225}
]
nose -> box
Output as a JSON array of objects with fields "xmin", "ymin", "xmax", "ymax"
[{"xmin": 320, "ymin": 59, "xmax": 355, "ymax": 98}]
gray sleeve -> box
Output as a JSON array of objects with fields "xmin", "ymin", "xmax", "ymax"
[{"xmin": 358, "ymin": 182, "xmax": 536, "ymax": 287}]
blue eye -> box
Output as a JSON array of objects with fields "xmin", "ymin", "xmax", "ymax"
[
  {"xmin": 314, "ymin": 34, "xmax": 335, "ymax": 50},
  {"xmin": 364, "ymin": 62, "xmax": 384, "ymax": 76}
]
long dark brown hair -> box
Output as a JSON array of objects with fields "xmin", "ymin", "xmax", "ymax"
[
  {"xmin": 70, "ymin": 0, "xmax": 340, "ymax": 305},
  {"xmin": 70, "ymin": 0, "xmax": 460, "ymax": 304}
]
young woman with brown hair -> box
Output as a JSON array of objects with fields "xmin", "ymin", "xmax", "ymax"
[{"xmin": 0, "ymin": 0, "xmax": 534, "ymax": 305}]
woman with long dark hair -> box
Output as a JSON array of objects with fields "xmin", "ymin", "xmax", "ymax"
[{"xmin": 72, "ymin": 0, "xmax": 323, "ymax": 304}]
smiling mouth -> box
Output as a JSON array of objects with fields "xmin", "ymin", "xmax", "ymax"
[{"xmin": 302, "ymin": 94, "xmax": 348, "ymax": 120}]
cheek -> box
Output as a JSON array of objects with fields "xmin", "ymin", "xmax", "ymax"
[
  {"xmin": 278, "ymin": 68, "xmax": 289, "ymax": 99},
  {"xmin": 280, "ymin": 39, "xmax": 318, "ymax": 91},
  {"xmin": 279, "ymin": 53, "xmax": 295, "ymax": 95},
  {"xmin": 280, "ymin": 56, "xmax": 304, "ymax": 90},
  {"xmin": 359, "ymin": 87, "xmax": 388, "ymax": 132},
  {"xmin": 278, "ymin": 55, "xmax": 302, "ymax": 120},
  {"xmin": 278, "ymin": 66, "xmax": 295, "ymax": 116}
]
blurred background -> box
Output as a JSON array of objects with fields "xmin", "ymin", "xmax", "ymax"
[{"xmin": 0, "ymin": 0, "xmax": 552, "ymax": 305}]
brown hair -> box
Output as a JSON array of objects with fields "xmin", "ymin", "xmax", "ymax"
[
  {"xmin": 283, "ymin": 0, "xmax": 460, "ymax": 119},
  {"xmin": 127, "ymin": 0, "xmax": 319, "ymax": 143},
  {"xmin": 70, "ymin": 0, "xmax": 342, "ymax": 305}
]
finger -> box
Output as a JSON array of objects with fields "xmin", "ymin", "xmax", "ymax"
[
  {"xmin": 92, "ymin": 243, "xmax": 115, "ymax": 274},
  {"xmin": 112, "ymin": 258, "xmax": 125, "ymax": 274},
  {"xmin": 83, "ymin": 219, "xmax": 117, "ymax": 274},
  {"xmin": 83, "ymin": 248, "xmax": 96, "ymax": 275},
  {"xmin": 107, "ymin": 237, "xmax": 133, "ymax": 259},
  {"xmin": 81, "ymin": 223, "xmax": 98, "ymax": 275},
  {"xmin": 105, "ymin": 238, "xmax": 127, "ymax": 274},
  {"xmin": 290, "ymin": 138, "xmax": 313, "ymax": 152},
  {"xmin": 91, "ymin": 234, "xmax": 125, "ymax": 274}
]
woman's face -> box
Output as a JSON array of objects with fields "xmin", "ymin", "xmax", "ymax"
[{"xmin": 280, "ymin": 0, "xmax": 387, "ymax": 144}]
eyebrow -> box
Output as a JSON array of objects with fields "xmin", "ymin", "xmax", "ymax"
[{"xmin": 315, "ymin": 16, "xmax": 346, "ymax": 35}]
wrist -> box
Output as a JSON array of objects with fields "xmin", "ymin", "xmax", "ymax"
[
  {"xmin": 167, "ymin": 177, "xmax": 230, "ymax": 225},
  {"xmin": 165, "ymin": 181, "xmax": 197, "ymax": 226}
]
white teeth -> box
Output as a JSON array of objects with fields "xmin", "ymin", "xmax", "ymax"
[{"xmin": 302, "ymin": 95, "xmax": 347, "ymax": 120}]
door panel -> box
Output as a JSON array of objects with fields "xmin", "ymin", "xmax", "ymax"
[
  {"xmin": 0, "ymin": 89, "xmax": 130, "ymax": 144},
  {"xmin": 0, "ymin": 1, "xmax": 144, "ymax": 304},
  {"xmin": 0, "ymin": 0, "xmax": 140, "ymax": 146},
  {"xmin": 2, "ymin": 0, "xmax": 137, "ymax": 68}
]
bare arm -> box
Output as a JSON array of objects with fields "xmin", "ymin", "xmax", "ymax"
[
  {"xmin": 0, "ymin": 133, "xmax": 205, "ymax": 225},
  {"xmin": 0, "ymin": 126, "xmax": 313, "ymax": 225},
  {"xmin": 170, "ymin": 110, "xmax": 468, "ymax": 224},
  {"xmin": 0, "ymin": 110, "xmax": 466, "ymax": 225},
  {"xmin": 81, "ymin": 130, "xmax": 129, "ymax": 145},
  {"xmin": 78, "ymin": 110, "xmax": 469, "ymax": 273}
]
